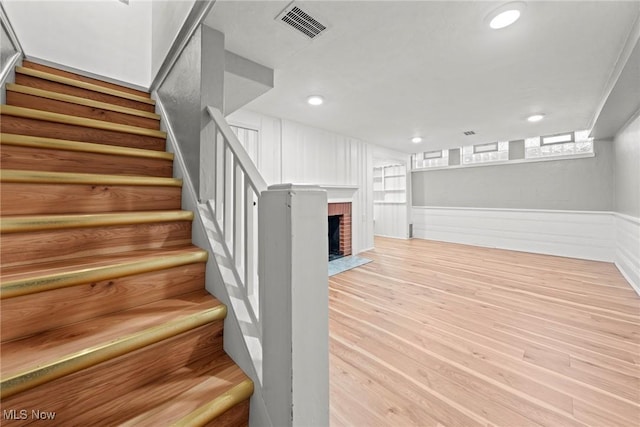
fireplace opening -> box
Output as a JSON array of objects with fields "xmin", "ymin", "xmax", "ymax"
[{"xmin": 328, "ymin": 215, "xmax": 343, "ymax": 261}]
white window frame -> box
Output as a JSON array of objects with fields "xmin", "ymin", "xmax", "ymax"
[
  {"xmin": 422, "ymin": 151, "xmax": 442, "ymax": 160},
  {"xmin": 541, "ymin": 132, "xmax": 575, "ymax": 145},
  {"xmin": 473, "ymin": 142, "xmax": 498, "ymax": 154}
]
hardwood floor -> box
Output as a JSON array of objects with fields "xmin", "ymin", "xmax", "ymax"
[{"xmin": 329, "ymin": 237, "xmax": 640, "ymax": 427}]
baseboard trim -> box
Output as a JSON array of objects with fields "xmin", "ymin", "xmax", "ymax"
[
  {"xmin": 373, "ymin": 234, "xmax": 410, "ymax": 240},
  {"xmin": 616, "ymin": 261, "xmax": 640, "ymax": 296},
  {"xmin": 356, "ymin": 246, "xmax": 375, "ymax": 254}
]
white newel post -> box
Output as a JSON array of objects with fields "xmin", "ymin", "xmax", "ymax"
[{"xmin": 259, "ymin": 184, "xmax": 329, "ymax": 427}]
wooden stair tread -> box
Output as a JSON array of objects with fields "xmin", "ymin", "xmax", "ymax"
[
  {"xmin": 1, "ymin": 168, "xmax": 181, "ymax": 186},
  {"xmin": 1, "ymin": 217, "xmax": 193, "ymax": 268},
  {"xmin": 1, "ymin": 245, "xmax": 207, "ymax": 298},
  {"xmin": 15, "ymin": 66, "xmax": 155, "ymax": 105},
  {"xmin": 21, "ymin": 60, "xmax": 150, "ymax": 98},
  {"xmin": 0, "ymin": 133, "xmax": 173, "ymax": 160},
  {"xmin": 79, "ymin": 354, "xmax": 252, "ymax": 427},
  {"xmin": 7, "ymin": 87, "xmax": 160, "ymax": 130},
  {"xmin": 0, "ymin": 60, "xmax": 253, "ymax": 421},
  {"xmin": 1, "ymin": 210, "xmax": 192, "ymax": 233},
  {"xmin": 0, "ymin": 105, "xmax": 166, "ymax": 138},
  {"xmin": 0, "ymin": 146, "xmax": 174, "ymax": 180},
  {"xmin": 0, "ymin": 290, "xmax": 225, "ymax": 396},
  {"xmin": 0, "ymin": 324, "xmax": 227, "ymax": 424},
  {"xmin": 170, "ymin": 379, "xmax": 253, "ymax": 427},
  {"xmin": 1, "ymin": 245, "xmax": 204, "ymax": 281},
  {"xmin": 1, "ymin": 182, "xmax": 182, "ymax": 216},
  {"xmin": 6, "ymin": 83, "xmax": 160, "ymax": 120},
  {"xmin": 0, "ymin": 114, "xmax": 165, "ymax": 151}
]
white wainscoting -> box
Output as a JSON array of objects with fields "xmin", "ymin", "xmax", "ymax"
[
  {"xmin": 412, "ymin": 207, "xmax": 615, "ymax": 262},
  {"xmin": 374, "ymin": 203, "xmax": 409, "ymax": 239},
  {"xmin": 614, "ymin": 213, "xmax": 640, "ymax": 295}
]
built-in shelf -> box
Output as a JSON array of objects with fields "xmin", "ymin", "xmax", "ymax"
[{"xmin": 373, "ymin": 164, "xmax": 406, "ymax": 203}]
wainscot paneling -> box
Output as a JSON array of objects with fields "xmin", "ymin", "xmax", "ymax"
[
  {"xmin": 614, "ymin": 213, "xmax": 640, "ymax": 295},
  {"xmin": 412, "ymin": 207, "xmax": 614, "ymax": 262}
]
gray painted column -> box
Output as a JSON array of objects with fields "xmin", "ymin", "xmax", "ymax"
[
  {"xmin": 157, "ymin": 24, "xmax": 225, "ymax": 202},
  {"xmin": 259, "ymin": 184, "xmax": 329, "ymax": 427},
  {"xmin": 199, "ymin": 25, "xmax": 225, "ymax": 201},
  {"xmin": 157, "ymin": 27, "xmax": 203, "ymax": 198}
]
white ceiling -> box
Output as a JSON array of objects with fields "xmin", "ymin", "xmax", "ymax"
[{"xmin": 205, "ymin": 1, "xmax": 640, "ymax": 153}]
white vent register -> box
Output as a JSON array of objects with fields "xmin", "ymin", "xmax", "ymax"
[{"xmin": 276, "ymin": 2, "xmax": 328, "ymax": 39}]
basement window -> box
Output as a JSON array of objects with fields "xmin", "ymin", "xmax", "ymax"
[
  {"xmin": 473, "ymin": 142, "xmax": 498, "ymax": 153},
  {"xmin": 525, "ymin": 130, "xmax": 593, "ymax": 159},
  {"xmin": 462, "ymin": 141, "xmax": 509, "ymax": 165},
  {"xmin": 413, "ymin": 150, "xmax": 449, "ymax": 169}
]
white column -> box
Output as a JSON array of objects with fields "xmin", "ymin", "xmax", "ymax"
[{"xmin": 259, "ymin": 184, "xmax": 329, "ymax": 427}]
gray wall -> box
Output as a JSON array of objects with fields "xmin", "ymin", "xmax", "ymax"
[
  {"xmin": 157, "ymin": 26, "xmax": 203, "ymax": 196},
  {"xmin": 157, "ymin": 24, "xmax": 224, "ymax": 201},
  {"xmin": 412, "ymin": 140, "xmax": 614, "ymax": 211},
  {"xmin": 614, "ymin": 114, "xmax": 640, "ymax": 217}
]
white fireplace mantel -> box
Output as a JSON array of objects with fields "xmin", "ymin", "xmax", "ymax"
[{"xmin": 319, "ymin": 185, "xmax": 359, "ymax": 203}]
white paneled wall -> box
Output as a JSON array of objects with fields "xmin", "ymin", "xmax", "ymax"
[
  {"xmin": 230, "ymin": 125, "xmax": 259, "ymax": 165},
  {"xmin": 374, "ymin": 204, "xmax": 409, "ymax": 238},
  {"xmin": 615, "ymin": 213, "xmax": 640, "ymax": 295},
  {"xmin": 412, "ymin": 207, "xmax": 615, "ymax": 262},
  {"xmin": 227, "ymin": 109, "xmax": 388, "ymax": 254}
]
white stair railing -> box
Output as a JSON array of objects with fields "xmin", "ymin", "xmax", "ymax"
[
  {"xmin": 0, "ymin": 2, "xmax": 23, "ymax": 102},
  {"xmin": 203, "ymin": 106, "xmax": 329, "ymax": 426},
  {"xmin": 202, "ymin": 106, "xmax": 267, "ymax": 381}
]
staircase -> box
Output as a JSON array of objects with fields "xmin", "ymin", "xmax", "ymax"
[{"xmin": 0, "ymin": 60, "xmax": 253, "ymax": 426}]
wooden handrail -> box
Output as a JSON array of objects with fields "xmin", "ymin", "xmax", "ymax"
[{"xmin": 206, "ymin": 106, "xmax": 268, "ymax": 195}]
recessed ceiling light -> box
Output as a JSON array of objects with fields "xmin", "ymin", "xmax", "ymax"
[
  {"xmin": 527, "ymin": 114, "xmax": 545, "ymax": 122},
  {"xmin": 411, "ymin": 137, "xmax": 423, "ymax": 143},
  {"xmin": 486, "ymin": 2, "xmax": 526, "ymax": 30},
  {"xmin": 490, "ymin": 10, "xmax": 520, "ymax": 29},
  {"xmin": 307, "ymin": 95, "xmax": 324, "ymax": 106}
]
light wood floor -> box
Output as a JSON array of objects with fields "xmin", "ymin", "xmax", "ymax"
[{"xmin": 329, "ymin": 237, "xmax": 640, "ymax": 427}]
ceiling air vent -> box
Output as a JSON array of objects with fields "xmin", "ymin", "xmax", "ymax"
[
  {"xmin": 276, "ymin": 2, "xmax": 328, "ymax": 39},
  {"xmin": 464, "ymin": 131, "xmax": 476, "ymax": 136}
]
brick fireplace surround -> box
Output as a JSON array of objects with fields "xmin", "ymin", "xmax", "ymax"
[{"xmin": 328, "ymin": 202, "xmax": 352, "ymax": 257}]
